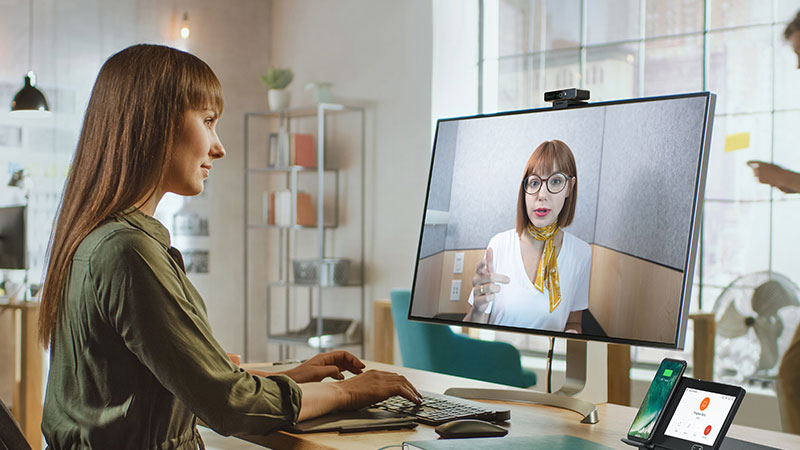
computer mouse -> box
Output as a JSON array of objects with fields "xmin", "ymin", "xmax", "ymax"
[{"xmin": 434, "ymin": 419, "xmax": 509, "ymax": 439}]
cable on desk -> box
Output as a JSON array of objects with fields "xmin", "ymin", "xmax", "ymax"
[
  {"xmin": 376, "ymin": 445, "xmax": 403, "ymax": 450},
  {"xmin": 546, "ymin": 336, "xmax": 555, "ymax": 393}
]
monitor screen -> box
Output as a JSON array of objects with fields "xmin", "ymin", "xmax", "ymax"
[
  {"xmin": 409, "ymin": 93, "xmax": 715, "ymax": 349},
  {"xmin": 0, "ymin": 206, "xmax": 27, "ymax": 270}
]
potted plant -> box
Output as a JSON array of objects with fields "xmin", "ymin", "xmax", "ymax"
[{"xmin": 261, "ymin": 68, "xmax": 294, "ymax": 111}]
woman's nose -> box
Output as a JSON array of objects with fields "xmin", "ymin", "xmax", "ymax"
[
  {"xmin": 536, "ymin": 187, "xmax": 548, "ymax": 200},
  {"xmin": 211, "ymin": 136, "xmax": 226, "ymax": 159}
]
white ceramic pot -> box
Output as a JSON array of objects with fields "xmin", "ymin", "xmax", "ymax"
[{"xmin": 268, "ymin": 89, "xmax": 291, "ymax": 111}]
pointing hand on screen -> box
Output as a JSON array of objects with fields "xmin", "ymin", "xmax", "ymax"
[{"xmin": 471, "ymin": 247, "xmax": 510, "ymax": 313}]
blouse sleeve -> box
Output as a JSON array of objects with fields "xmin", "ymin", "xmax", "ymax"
[
  {"xmin": 89, "ymin": 229, "xmax": 301, "ymax": 436},
  {"xmin": 571, "ymin": 243, "xmax": 592, "ymax": 312}
]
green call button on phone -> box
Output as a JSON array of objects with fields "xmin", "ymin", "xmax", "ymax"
[{"xmin": 663, "ymin": 369, "xmax": 673, "ymax": 377}]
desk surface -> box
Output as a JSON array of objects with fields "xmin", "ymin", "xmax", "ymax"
[{"xmin": 200, "ymin": 361, "xmax": 800, "ymax": 450}]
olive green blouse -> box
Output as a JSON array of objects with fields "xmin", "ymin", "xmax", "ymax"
[{"xmin": 42, "ymin": 208, "xmax": 301, "ymax": 450}]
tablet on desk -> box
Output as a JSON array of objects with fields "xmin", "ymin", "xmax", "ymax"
[{"xmin": 652, "ymin": 377, "xmax": 745, "ymax": 450}]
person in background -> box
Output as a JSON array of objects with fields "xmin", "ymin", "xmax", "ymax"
[
  {"xmin": 749, "ymin": 10, "xmax": 800, "ymax": 435},
  {"xmin": 39, "ymin": 44, "xmax": 420, "ymax": 450}
]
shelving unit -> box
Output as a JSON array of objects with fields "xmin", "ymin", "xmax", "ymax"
[{"xmin": 243, "ymin": 103, "xmax": 365, "ymax": 361}]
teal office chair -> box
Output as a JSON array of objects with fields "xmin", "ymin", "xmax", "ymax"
[{"xmin": 390, "ymin": 289, "xmax": 536, "ymax": 388}]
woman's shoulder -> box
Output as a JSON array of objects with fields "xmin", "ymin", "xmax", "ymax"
[
  {"xmin": 562, "ymin": 230, "xmax": 592, "ymax": 260},
  {"xmin": 77, "ymin": 219, "xmax": 162, "ymax": 267},
  {"xmin": 488, "ymin": 229, "xmax": 518, "ymax": 247}
]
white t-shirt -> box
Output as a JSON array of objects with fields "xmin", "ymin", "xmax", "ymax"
[{"xmin": 467, "ymin": 229, "xmax": 592, "ymax": 331}]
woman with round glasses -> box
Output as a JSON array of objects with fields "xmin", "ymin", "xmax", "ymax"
[{"xmin": 463, "ymin": 140, "xmax": 592, "ymax": 333}]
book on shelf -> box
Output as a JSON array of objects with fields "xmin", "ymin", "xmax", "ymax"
[
  {"xmin": 263, "ymin": 191, "xmax": 274, "ymax": 225},
  {"xmin": 295, "ymin": 191, "xmax": 315, "ymax": 225},
  {"xmin": 264, "ymin": 190, "xmax": 316, "ymax": 226},
  {"xmin": 267, "ymin": 132, "xmax": 279, "ymax": 167},
  {"xmin": 289, "ymin": 133, "xmax": 316, "ymax": 167},
  {"xmin": 277, "ymin": 127, "xmax": 290, "ymax": 168}
]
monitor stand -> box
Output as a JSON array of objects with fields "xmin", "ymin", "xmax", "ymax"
[{"xmin": 444, "ymin": 339, "xmax": 599, "ymax": 424}]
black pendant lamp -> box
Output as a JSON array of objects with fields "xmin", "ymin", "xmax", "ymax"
[
  {"xmin": 11, "ymin": 71, "xmax": 49, "ymax": 115},
  {"xmin": 10, "ymin": 0, "xmax": 50, "ymax": 118}
]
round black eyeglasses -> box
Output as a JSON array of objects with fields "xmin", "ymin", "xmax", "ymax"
[{"xmin": 523, "ymin": 173, "xmax": 572, "ymax": 195}]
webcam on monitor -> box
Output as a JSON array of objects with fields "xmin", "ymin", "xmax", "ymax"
[
  {"xmin": 543, "ymin": 88, "xmax": 590, "ymax": 102},
  {"xmin": 544, "ymin": 88, "xmax": 590, "ymax": 108}
]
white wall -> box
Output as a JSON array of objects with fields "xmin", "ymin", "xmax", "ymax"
[{"xmin": 252, "ymin": 0, "xmax": 433, "ymax": 360}]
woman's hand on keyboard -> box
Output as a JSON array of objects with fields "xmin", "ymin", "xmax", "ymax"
[
  {"xmin": 283, "ymin": 350, "xmax": 365, "ymax": 383},
  {"xmin": 338, "ymin": 370, "xmax": 422, "ymax": 410},
  {"xmin": 297, "ymin": 369, "xmax": 422, "ymax": 422}
]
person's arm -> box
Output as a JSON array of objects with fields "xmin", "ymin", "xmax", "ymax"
[
  {"xmin": 96, "ymin": 232, "xmax": 421, "ymax": 433},
  {"xmin": 565, "ymin": 310, "xmax": 583, "ymax": 334},
  {"xmin": 230, "ymin": 350, "xmax": 368, "ymax": 384},
  {"xmin": 463, "ymin": 305, "xmax": 489, "ymax": 323},
  {"xmin": 95, "ymin": 231, "xmax": 303, "ymax": 436},
  {"xmin": 565, "ymin": 242, "xmax": 592, "ymax": 334},
  {"xmin": 749, "ymin": 161, "xmax": 800, "ymax": 193}
]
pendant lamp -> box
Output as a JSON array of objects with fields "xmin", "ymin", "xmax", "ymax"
[{"xmin": 10, "ymin": 0, "xmax": 50, "ymax": 118}]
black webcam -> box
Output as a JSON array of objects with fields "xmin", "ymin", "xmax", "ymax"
[{"xmin": 544, "ymin": 88, "xmax": 590, "ymax": 109}]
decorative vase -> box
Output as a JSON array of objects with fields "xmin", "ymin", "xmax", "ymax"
[{"xmin": 268, "ymin": 89, "xmax": 291, "ymax": 111}]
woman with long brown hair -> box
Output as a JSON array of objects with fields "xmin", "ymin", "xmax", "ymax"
[{"xmin": 40, "ymin": 44, "xmax": 420, "ymax": 449}]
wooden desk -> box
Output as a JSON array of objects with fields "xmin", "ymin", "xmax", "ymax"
[
  {"xmin": 0, "ymin": 301, "xmax": 42, "ymax": 450},
  {"xmin": 199, "ymin": 361, "xmax": 800, "ymax": 450}
]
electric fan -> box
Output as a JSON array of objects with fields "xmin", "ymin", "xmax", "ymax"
[{"xmin": 712, "ymin": 272, "xmax": 800, "ymax": 383}]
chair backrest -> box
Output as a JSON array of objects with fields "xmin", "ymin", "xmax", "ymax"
[
  {"xmin": 390, "ymin": 289, "xmax": 536, "ymax": 388},
  {"xmin": 0, "ymin": 401, "xmax": 31, "ymax": 450}
]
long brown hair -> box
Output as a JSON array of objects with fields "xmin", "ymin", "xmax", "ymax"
[
  {"xmin": 785, "ymin": 10, "xmax": 800, "ymax": 39},
  {"xmin": 516, "ymin": 140, "xmax": 578, "ymax": 235},
  {"xmin": 39, "ymin": 44, "xmax": 224, "ymax": 348}
]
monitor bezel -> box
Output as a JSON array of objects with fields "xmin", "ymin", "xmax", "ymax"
[
  {"xmin": 408, "ymin": 92, "xmax": 716, "ymax": 350},
  {"xmin": 0, "ymin": 205, "xmax": 27, "ymax": 271}
]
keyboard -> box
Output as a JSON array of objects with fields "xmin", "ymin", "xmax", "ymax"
[{"xmin": 372, "ymin": 390, "xmax": 510, "ymax": 426}]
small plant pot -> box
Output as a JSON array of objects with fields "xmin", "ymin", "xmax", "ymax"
[{"xmin": 268, "ymin": 89, "xmax": 291, "ymax": 111}]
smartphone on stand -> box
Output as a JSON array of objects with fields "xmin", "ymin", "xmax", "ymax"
[{"xmin": 627, "ymin": 358, "xmax": 687, "ymax": 445}]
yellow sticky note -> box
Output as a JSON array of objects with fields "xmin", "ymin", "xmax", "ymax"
[{"xmin": 725, "ymin": 132, "xmax": 750, "ymax": 152}]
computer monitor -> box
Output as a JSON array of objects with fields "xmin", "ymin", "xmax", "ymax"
[
  {"xmin": 0, "ymin": 206, "xmax": 27, "ymax": 270},
  {"xmin": 409, "ymin": 92, "xmax": 715, "ymax": 350}
]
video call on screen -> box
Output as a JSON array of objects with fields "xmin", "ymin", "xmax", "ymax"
[{"xmin": 410, "ymin": 94, "xmax": 713, "ymax": 347}]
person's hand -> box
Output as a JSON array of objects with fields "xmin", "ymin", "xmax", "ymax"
[
  {"xmin": 297, "ymin": 369, "xmax": 422, "ymax": 421},
  {"xmin": 282, "ymin": 350, "xmax": 365, "ymax": 383},
  {"xmin": 471, "ymin": 248, "xmax": 510, "ymax": 313},
  {"xmin": 336, "ymin": 370, "xmax": 422, "ymax": 409},
  {"xmin": 749, "ymin": 161, "xmax": 791, "ymax": 189}
]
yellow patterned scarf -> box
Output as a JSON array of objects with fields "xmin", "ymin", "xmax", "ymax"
[{"xmin": 526, "ymin": 222, "xmax": 561, "ymax": 313}]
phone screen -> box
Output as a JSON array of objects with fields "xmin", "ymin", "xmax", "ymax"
[{"xmin": 628, "ymin": 359, "xmax": 685, "ymax": 441}]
